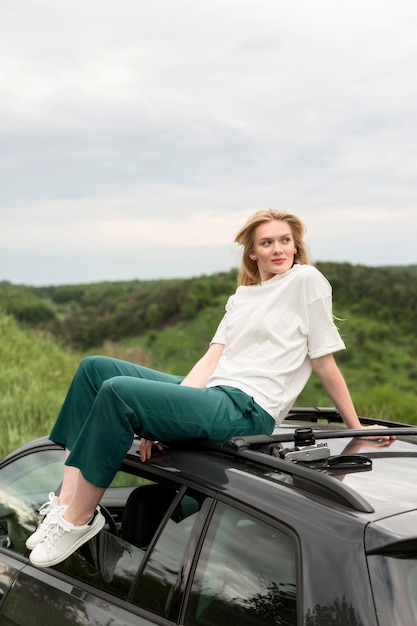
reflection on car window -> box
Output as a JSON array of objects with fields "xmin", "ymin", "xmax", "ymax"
[
  {"xmin": 368, "ymin": 554, "xmax": 417, "ymax": 626},
  {"xmin": 184, "ymin": 502, "xmax": 298, "ymax": 626},
  {"xmin": 0, "ymin": 448, "xmax": 64, "ymax": 555},
  {"xmin": 54, "ymin": 529, "xmax": 146, "ymax": 600},
  {"xmin": 54, "ymin": 472, "xmax": 161, "ymax": 600},
  {"xmin": 132, "ymin": 489, "xmax": 205, "ymax": 618}
]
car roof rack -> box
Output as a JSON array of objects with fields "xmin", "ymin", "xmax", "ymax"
[
  {"xmin": 198, "ymin": 439, "xmax": 374, "ymax": 513},
  {"xmin": 200, "ymin": 417, "xmax": 417, "ymax": 514},
  {"xmin": 284, "ymin": 406, "xmax": 417, "ymax": 429},
  {"xmin": 169, "ymin": 408, "xmax": 417, "ymax": 514},
  {"xmin": 285, "ymin": 407, "xmax": 344, "ymax": 423},
  {"xmin": 227, "ymin": 426, "xmax": 417, "ymax": 451}
]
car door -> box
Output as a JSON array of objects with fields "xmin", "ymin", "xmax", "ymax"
[
  {"xmin": 0, "ymin": 560, "xmax": 150, "ymax": 626},
  {"xmin": 181, "ymin": 499, "xmax": 299, "ymax": 626},
  {"xmin": 0, "ymin": 446, "xmax": 212, "ymax": 625},
  {"xmin": 1, "ymin": 490, "xmax": 212, "ymax": 625},
  {"xmin": 0, "ymin": 552, "xmax": 25, "ymax": 624},
  {"xmin": 0, "ymin": 446, "xmax": 150, "ymax": 625}
]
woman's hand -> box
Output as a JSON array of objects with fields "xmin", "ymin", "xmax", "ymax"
[
  {"xmin": 342, "ymin": 434, "xmax": 395, "ymax": 455},
  {"xmin": 139, "ymin": 439, "xmax": 164, "ymax": 462},
  {"xmin": 357, "ymin": 424, "xmax": 396, "ymax": 442}
]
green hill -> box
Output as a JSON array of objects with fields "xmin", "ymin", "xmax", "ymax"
[{"xmin": 1, "ymin": 263, "xmax": 416, "ymax": 458}]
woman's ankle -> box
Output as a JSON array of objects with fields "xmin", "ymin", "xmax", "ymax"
[{"xmin": 62, "ymin": 509, "xmax": 95, "ymax": 527}]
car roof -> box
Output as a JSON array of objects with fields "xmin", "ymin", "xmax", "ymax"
[{"xmin": 136, "ymin": 408, "xmax": 417, "ymax": 524}]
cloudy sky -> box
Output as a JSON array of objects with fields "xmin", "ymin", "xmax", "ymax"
[{"xmin": 1, "ymin": 0, "xmax": 417, "ymax": 286}]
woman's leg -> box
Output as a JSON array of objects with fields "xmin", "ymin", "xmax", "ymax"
[
  {"xmin": 60, "ymin": 381, "xmax": 272, "ymax": 523},
  {"xmin": 29, "ymin": 375, "xmax": 273, "ymax": 567},
  {"xmin": 26, "ymin": 356, "xmax": 182, "ymax": 557},
  {"xmin": 50, "ymin": 355, "xmax": 182, "ymax": 452},
  {"xmin": 65, "ymin": 379, "xmax": 273, "ymax": 488},
  {"xmin": 51, "ymin": 355, "xmax": 182, "ymax": 505},
  {"xmin": 63, "ymin": 473, "xmax": 105, "ymax": 526},
  {"xmin": 58, "ymin": 453, "xmax": 105, "ymax": 527}
]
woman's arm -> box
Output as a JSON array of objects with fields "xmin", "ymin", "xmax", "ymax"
[
  {"xmin": 311, "ymin": 353, "xmax": 395, "ymax": 439},
  {"xmin": 311, "ymin": 353, "xmax": 360, "ymax": 428},
  {"xmin": 180, "ymin": 342, "xmax": 224, "ymax": 388}
]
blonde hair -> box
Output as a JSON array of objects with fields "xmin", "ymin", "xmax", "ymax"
[{"xmin": 235, "ymin": 209, "xmax": 311, "ymax": 286}]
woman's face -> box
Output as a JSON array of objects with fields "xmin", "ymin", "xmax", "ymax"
[{"xmin": 250, "ymin": 220, "xmax": 297, "ymax": 281}]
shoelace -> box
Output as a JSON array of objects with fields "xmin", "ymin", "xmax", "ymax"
[
  {"xmin": 42, "ymin": 515, "xmax": 70, "ymax": 549},
  {"xmin": 35, "ymin": 493, "xmax": 64, "ymax": 541},
  {"xmin": 38, "ymin": 492, "xmax": 57, "ymax": 516}
]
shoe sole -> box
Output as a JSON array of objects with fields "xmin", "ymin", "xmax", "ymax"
[{"xmin": 29, "ymin": 513, "xmax": 105, "ymax": 568}]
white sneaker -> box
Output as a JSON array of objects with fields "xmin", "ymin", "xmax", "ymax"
[
  {"xmin": 29, "ymin": 508, "xmax": 105, "ymax": 568},
  {"xmin": 26, "ymin": 492, "xmax": 67, "ymax": 550}
]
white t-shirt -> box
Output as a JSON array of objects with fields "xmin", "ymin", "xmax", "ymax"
[{"xmin": 206, "ymin": 264, "xmax": 345, "ymax": 424}]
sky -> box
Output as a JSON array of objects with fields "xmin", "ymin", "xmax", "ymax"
[{"xmin": 1, "ymin": 0, "xmax": 417, "ymax": 286}]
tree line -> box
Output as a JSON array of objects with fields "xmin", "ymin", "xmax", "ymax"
[{"xmin": 1, "ymin": 262, "xmax": 416, "ymax": 350}]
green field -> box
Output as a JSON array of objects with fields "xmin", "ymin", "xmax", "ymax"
[{"xmin": 1, "ymin": 262, "xmax": 416, "ymax": 459}]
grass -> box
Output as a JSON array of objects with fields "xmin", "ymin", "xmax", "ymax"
[
  {"xmin": 0, "ymin": 312, "xmax": 80, "ymax": 458},
  {"xmin": 2, "ymin": 296, "xmax": 417, "ymax": 460}
]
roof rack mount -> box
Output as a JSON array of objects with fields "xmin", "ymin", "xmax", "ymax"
[
  {"xmin": 228, "ymin": 427, "xmax": 417, "ymax": 452},
  {"xmin": 214, "ymin": 442, "xmax": 375, "ymax": 514}
]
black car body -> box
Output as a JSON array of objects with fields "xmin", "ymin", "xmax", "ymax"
[{"xmin": 1, "ymin": 408, "xmax": 417, "ymax": 625}]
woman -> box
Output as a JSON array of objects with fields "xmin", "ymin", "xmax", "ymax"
[{"xmin": 27, "ymin": 209, "xmax": 392, "ymax": 568}]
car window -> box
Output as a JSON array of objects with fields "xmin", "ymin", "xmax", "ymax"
[
  {"xmin": 0, "ymin": 448, "xmax": 64, "ymax": 555},
  {"xmin": 54, "ymin": 528, "xmax": 146, "ymax": 600},
  {"xmin": 184, "ymin": 501, "xmax": 298, "ymax": 626},
  {"xmin": 54, "ymin": 472, "xmax": 163, "ymax": 600},
  {"xmin": 132, "ymin": 489, "xmax": 206, "ymax": 618},
  {"xmin": 368, "ymin": 554, "xmax": 417, "ymax": 626}
]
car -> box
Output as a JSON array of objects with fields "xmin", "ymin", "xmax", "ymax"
[{"xmin": 1, "ymin": 407, "xmax": 417, "ymax": 625}]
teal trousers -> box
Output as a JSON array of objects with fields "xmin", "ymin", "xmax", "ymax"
[{"xmin": 50, "ymin": 356, "xmax": 275, "ymax": 487}]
